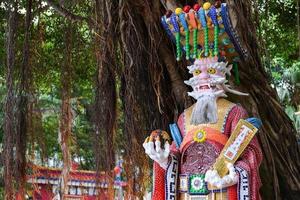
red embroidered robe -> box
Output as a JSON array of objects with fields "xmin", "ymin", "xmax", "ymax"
[{"xmin": 152, "ymin": 99, "xmax": 263, "ymax": 200}]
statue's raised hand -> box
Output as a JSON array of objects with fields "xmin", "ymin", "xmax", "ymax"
[{"xmin": 143, "ymin": 130, "xmax": 171, "ymax": 170}]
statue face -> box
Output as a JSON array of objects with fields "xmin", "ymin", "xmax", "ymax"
[
  {"xmin": 183, "ymin": 58, "xmax": 247, "ymax": 125},
  {"xmin": 184, "ymin": 58, "xmax": 229, "ymax": 100}
]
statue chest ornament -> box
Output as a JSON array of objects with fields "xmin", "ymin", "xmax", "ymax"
[
  {"xmin": 179, "ymin": 125, "xmax": 227, "ymax": 175},
  {"xmin": 181, "ymin": 141, "xmax": 220, "ymax": 174}
]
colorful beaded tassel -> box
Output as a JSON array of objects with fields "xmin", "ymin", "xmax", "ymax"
[
  {"xmin": 170, "ymin": 13, "xmax": 181, "ymax": 60},
  {"xmin": 185, "ymin": 30, "xmax": 190, "ymax": 60},
  {"xmin": 209, "ymin": 6, "xmax": 219, "ymax": 56},
  {"xmin": 193, "ymin": 29, "xmax": 198, "ymax": 58},
  {"xmin": 199, "ymin": 8, "xmax": 209, "ymax": 57},
  {"xmin": 214, "ymin": 25, "xmax": 219, "ymax": 56},
  {"xmin": 175, "ymin": 32, "xmax": 181, "ymax": 61}
]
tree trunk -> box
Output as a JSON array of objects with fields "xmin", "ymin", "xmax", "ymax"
[
  {"xmin": 16, "ymin": 1, "xmax": 33, "ymax": 199},
  {"xmin": 92, "ymin": 1, "xmax": 117, "ymax": 199},
  {"xmin": 3, "ymin": 1, "xmax": 18, "ymax": 199},
  {"xmin": 59, "ymin": 22, "xmax": 73, "ymax": 199},
  {"xmin": 93, "ymin": 0, "xmax": 117, "ymax": 173},
  {"xmin": 226, "ymin": 1, "xmax": 300, "ymax": 199}
]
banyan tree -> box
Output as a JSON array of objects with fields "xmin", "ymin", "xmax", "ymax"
[{"xmin": 2, "ymin": 0, "xmax": 300, "ymax": 200}]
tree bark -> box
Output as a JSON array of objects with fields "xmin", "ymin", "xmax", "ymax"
[
  {"xmin": 59, "ymin": 22, "xmax": 73, "ymax": 199},
  {"xmin": 3, "ymin": 1, "xmax": 18, "ymax": 199},
  {"xmin": 16, "ymin": 1, "xmax": 32, "ymax": 199},
  {"xmin": 93, "ymin": 0, "xmax": 117, "ymax": 173},
  {"xmin": 227, "ymin": 1, "xmax": 300, "ymax": 199},
  {"xmin": 92, "ymin": 1, "xmax": 117, "ymax": 199}
]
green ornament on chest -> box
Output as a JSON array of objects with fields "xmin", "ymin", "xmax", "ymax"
[{"xmin": 189, "ymin": 174, "xmax": 209, "ymax": 195}]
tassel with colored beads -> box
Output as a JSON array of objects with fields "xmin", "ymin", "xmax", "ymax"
[
  {"xmin": 193, "ymin": 29, "xmax": 198, "ymax": 58},
  {"xmin": 214, "ymin": 25, "xmax": 219, "ymax": 56},
  {"xmin": 209, "ymin": 6, "xmax": 219, "ymax": 56},
  {"xmin": 185, "ymin": 30, "xmax": 190, "ymax": 60},
  {"xmin": 170, "ymin": 13, "xmax": 181, "ymax": 61},
  {"xmin": 204, "ymin": 27, "xmax": 209, "ymax": 57},
  {"xmin": 198, "ymin": 8, "xmax": 209, "ymax": 57},
  {"xmin": 175, "ymin": 32, "xmax": 181, "ymax": 61},
  {"xmin": 176, "ymin": 7, "xmax": 189, "ymax": 60}
]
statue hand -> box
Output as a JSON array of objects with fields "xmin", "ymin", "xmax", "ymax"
[
  {"xmin": 143, "ymin": 136, "xmax": 170, "ymax": 170},
  {"xmin": 205, "ymin": 163, "xmax": 238, "ymax": 189}
]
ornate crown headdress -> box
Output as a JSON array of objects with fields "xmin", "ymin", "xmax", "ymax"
[{"xmin": 161, "ymin": 1, "xmax": 247, "ymax": 69}]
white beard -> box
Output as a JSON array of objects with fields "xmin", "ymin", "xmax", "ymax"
[{"xmin": 190, "ymin": 92, "xmax": 222, "ymax": 125}]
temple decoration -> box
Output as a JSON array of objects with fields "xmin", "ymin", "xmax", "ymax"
[
  {"xmin": 16, "ymin": 164, "xmax": 127, "ymax": 200},
  {"xmin": 144, "ymin": 1, "xmax": 263, "ymax": 200}
]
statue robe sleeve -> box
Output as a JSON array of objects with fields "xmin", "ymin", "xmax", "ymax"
[
  {"xmin": 224, "ymin": 105, "xmax": 263, "ymax": 200},
  {"xmin": 152, "ymin": 114, "xmax": 185, "ymax": 200}
]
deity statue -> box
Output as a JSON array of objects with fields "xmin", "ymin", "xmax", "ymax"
[{"xmin": 143, "ymin": 2, "xmax": 263, "ymax": 200}]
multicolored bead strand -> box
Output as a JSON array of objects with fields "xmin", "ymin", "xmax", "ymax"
[
  {"xmin": 176, "ymin": 8, "xmax": 189, "ymax": 60},
  {"xmin": 175, "ymin": 32, "xmax": 181, "ymax": 60},
  {"xmin": 170, "ymin": 13, "xmax": 181, "ymax": 60},
  {"xmin": 186, "ymin": 8, "xmax": 198, "ymax": 59},
  {"xmin": 193, "ymin": 29, "xmax": 198, "ymax": 58},
  {"xmin": 214, "ymin": 25, "xmax": 219, "ymax": 56},
  {"xmin": 193, "ymin": 4, "xmax": 201, "ymax": 58},
  {"xmin": 209, "ymin": 6, "xmax": 219, "ymax": 56},
  {"xmin": 198, "ymin": 8, "xmax": 209, "ymax": 57},
  {"xmin": 204, "ymin": 27, "xmax": 209, "ymax": 57},
  {"xmin": 185, "ymin": 30, "xmax": 190, "ymax": 59}
]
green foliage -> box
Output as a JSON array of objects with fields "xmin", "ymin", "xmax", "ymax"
[
  {"xmin": 285, "ymin": 105, "xmax": 300, "ymax": 135},
  {"xmin": 271, "ymin": 59, "xmax": 300, "ymax": 135},
  {"xmin": 258, "ymin": 0, "xmax": 299, "ymax": 62},
  {"xmin": 290, "ymin": 62, "xmax": 300, "ymax": 85},
  {"xmin": 0, "ymin": 1, "xmax": 98, "ymax": 170},
  {"xmin": 257, "ymin": 0, "xmax": 300, "ymax": 135}
]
